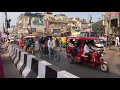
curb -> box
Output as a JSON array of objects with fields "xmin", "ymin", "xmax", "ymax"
[{"xmin": 9, "ymin": 45, "xmax": 79, "ymax": 78}]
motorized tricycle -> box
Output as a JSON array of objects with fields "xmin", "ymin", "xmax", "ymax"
[
  {"xmin": 66, "ymin": 36, "xmax": 109, "ymax": 72},
  {"xmin": 24, "ymin": 35, "xmax": 36, "ymax": 54}
]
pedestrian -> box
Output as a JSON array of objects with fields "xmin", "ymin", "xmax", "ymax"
[
  {"xmin": 55, "ymin": 38, "xmax": 59, "ymax": 47},
  {"xmin": 103, "ymin": 35, "xmax": 107, "ymax": 47},
  {"xmin": 108, "ymin": 38, "xmax": 112, "ymax": 50},
  {"xmin": 19, "ymin": 38, "xmax": 23, "ymax": 48},
  {"xmin": 25, "ymin": 39, "xmax": 30, "ymax": 51},
  {"xmin": 35, "ymin": 37, "xmax": 39, "ymax": 52},
  {"xmin": 115, "ymin": 35, "xmax": 119, "ymax": 47},
  {"xmin": 5, "ymin": 39, "xmax": 10, "ymax": 52},
  {"xmin": 38, "ymin": 37, "xmax": 42, "ymax": 50},
  {"xmin": 119, "ymin": 35, "xmax": 120, "ymax": 46},
  {"xmin": 59, "ymin": 38, "xmax": 62, "ymax": 51}
]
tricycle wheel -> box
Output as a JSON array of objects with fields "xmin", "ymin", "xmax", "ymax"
[
  {"xmin": 31, "ymin": 51, "xmax": 34, "ymax": 54},
  {"xmin": 68, "ymin": 56, "xmax": 74, "ymax": 64},
  {"xmin": 100, "ymin": 63, "xmax": 109, "ymax": 72}
]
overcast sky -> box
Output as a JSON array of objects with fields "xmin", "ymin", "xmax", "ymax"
[{"xmin": 0, "ymin": 12, "xmax": 103, "ymax": 30}]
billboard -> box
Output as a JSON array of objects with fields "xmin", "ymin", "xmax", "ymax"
[
  {"xmin": 25, "ymin": 16, "xmax": 44, "ymax": 25},
  {"xmin": 32, "ymin": 17, "xmax": 44, "ymax": 25}
]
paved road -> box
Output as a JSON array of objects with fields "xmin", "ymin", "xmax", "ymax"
[
  {"xmin": 1, "ymin": 43, "xmax": 120, "ymax": 78},
  {"xmin": 0, "ymin": 48, "xmax": 22, "ymax": 78},
  {"xmin": 34, "ymin": 47, "xmax": 120, "ymax": 78}
]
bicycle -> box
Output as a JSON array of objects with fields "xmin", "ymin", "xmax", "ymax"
[
  {"xmin": 49, "ymin": 48, "xmax": 60, "ymax": 62},
  {"xmin": 38, "ymin": 46, "xmax": 60, "ymax": 62}
]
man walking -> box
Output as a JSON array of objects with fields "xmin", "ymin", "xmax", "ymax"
[
  {"xmin": 115, "ymin": 35, "xmax": 119, "ymax": 46},
  {"xmin": 101, "ymin": 35, "xmax": 107, "ymax": 53}
]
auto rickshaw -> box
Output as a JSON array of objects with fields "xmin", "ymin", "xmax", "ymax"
[
  {"xmin": 61, "ymin": 37, "xmax": 66, "ymax": 48},
  {"xmin": 24, "ymin": 35, "xmax": 36, "ymax": 54},
  {"xmin": 66, "ymin": 36, "xmax": 109, "ymax": 72}
]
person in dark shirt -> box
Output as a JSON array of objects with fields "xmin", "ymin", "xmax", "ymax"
[{"xmin": 25, "ymin": 39, "xmax": 30, "ymax": 51}]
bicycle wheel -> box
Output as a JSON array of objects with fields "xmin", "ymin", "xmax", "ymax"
[
  {"xmin": 53, "ymin": 50, "xmax": 60, "ymax": 62},
  {"xmin": 38, "ymin": 48, "xmax": 43, "ymax": 58},
  {"xmin": 50, "ymin": 49, "xmax": 54, "ymax": 58}
]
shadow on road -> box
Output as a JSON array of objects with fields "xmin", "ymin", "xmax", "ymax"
[{"xmin": 116, "ymin": 64, "xmax": 120, "ymax": 72}]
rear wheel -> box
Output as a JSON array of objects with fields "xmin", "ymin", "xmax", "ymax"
[
  {"xmin": 68, "ymin": 56, "xmax": 74, "ymax": 64},
  {"xmin": 38, "ymin": 48, "xmax": 43, "ymax": 58},
  {"xmin": 53, "ymin": 51, "xmax": 60, "ymax": 62},
  {"xmin": 100, "ymin": 63, "xmax": 109, "ymax": 72}
]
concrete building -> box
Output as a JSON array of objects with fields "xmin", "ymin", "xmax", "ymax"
[
  {"xmin": 16, "ymin": 12, "xmax": 89, "ymax": 37},
  {"xmin": 44, "ymin": 14, "xmax": 70, "ymax": 36},
  {"xmin": 16, "ymin": 12, "xmax": 45, "ymax": 37},
  {"xmin": 69, "ymin": 18, "xmax": 89, "ymax": 36},
  {"xmin": 104, "ymin": 12, "xmax": 120, "ymax": 36}
]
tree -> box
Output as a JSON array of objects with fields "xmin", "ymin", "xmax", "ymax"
[{"xmin": 92, "ymin": 20, "xmax": 105, "ymax": 34}]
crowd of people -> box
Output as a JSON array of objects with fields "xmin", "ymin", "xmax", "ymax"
[
  {"xmin": 38, "ymin": 36, "xmax": 60, "ymax": 58},
  {"xmin": 99, "ymin": 35, "xmax": 120, "ymax": 49},
  {"xmin": 1, "ymin": 33, "xmax": 119, "ymax": 59},
  {"xmin": 15, "ymin": 35, "xmax": 61, "ymax": 58}
]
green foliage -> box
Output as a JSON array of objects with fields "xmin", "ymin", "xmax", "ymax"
[{"xmin": 92, "ymin": 20, "xmax": 105, "ymax": 33}]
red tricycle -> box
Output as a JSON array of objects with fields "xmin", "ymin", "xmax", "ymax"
[{"xmin": 66, "ymin": 36, "xmax": 109, "ymax": 72}]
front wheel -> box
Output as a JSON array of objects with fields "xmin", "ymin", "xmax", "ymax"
[
  {"xmin": 100, "ymin": 63, "xmax": 109, "ymax": 72},
  {"xmin": 53, "ymin": 51, "xmax": 60, "ymax": 62},
  {"xmin": 38, "ymin": 48, "xmax": 43, "ymax": 58}
]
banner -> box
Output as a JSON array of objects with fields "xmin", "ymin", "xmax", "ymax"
[{"xmin": 32, "ymin": 17, "xmax": 44, "ymax": 25}]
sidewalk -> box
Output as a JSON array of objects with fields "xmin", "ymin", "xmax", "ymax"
[
  {"xmin": 0, "ymin": 54, "xmax": 4, "ymax": 78},
  {"xmin": 104, "ymin": 46, "xmax": 120, "ymax": 75},
  {"xmin": 0, "ymin": 47, "xmax": 22, "ymax": 78}
]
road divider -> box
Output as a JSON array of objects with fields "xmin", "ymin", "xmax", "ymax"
[
  {"xmin": 14, "ymin": 49, "xmax": 22, "ymax": 65},
  {"xmin": 8, "ymin": 45, "xmax": 79, "ymax": 78}
]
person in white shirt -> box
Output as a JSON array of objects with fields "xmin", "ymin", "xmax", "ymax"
[
  {"xmin": 47, "ymin": 37, "xmax": 55, "ymax": 58},
  {"xmin": 101, "ymin": 35, "xmax": 107, "ymax": 53},
  {"xmin": 84, "ymin": 43, "xmax": 91, "ymax": 54},
  {"xmin": 115, "ymin": 35, "xmax": 119, "ymax": 46},
  {"xmin": 83, "ymin": 42, "xmax": 92, "ymax": 60}
]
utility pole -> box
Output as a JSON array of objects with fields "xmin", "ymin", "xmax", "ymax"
[
  {"xmin": 89, "ymin": 14, "xmax": 92, "ymax": 36},
  {"xmin": 108, "ymin": 12, "xmax": 111, "ymax": 36},
  {"xmin": 4, "ymin": 12, "xmax": 9, "ymax": 38},
  {"xmin": 4, "ymin": 12, "xmax": 7, "ymax": 32},
  {"xmin": 29, "ymin": 12, "xmax": 32, "ymax": 34}
]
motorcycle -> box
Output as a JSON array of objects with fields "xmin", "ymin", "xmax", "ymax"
[{"xmin": 66, "ymin": 37, "xmax": 109, "ymax": 72}]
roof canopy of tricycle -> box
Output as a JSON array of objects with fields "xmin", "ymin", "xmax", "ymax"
[{"xmin": 66, "ymin": 36, "xmax": 100, "ymax": 41}]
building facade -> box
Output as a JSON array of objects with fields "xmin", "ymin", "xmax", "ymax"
[
  {"xmin": 44, "ymin": 14, "xmax": 70, "ymax": 36},
  {"xmin": 16, "ymin": 12, "xmax": 89, "ymax": 37},
  {"xmin": 69, "ymin": 18, "xmax": 89, "ymax": 36},
  {"xmin": 104, "ymin": 12, "xmax": 120, "ymax": 36},
  {"xmin": 16, "ymin": 12, "xmax": 45, "ymax": 37}
]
